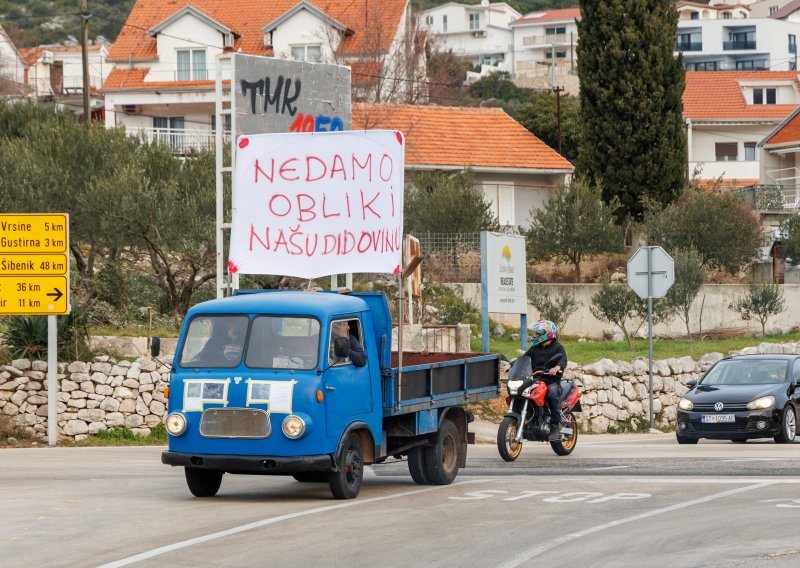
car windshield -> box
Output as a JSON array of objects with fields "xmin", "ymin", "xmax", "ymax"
[
  {"xmin": 180, "ymin": 315, "xmax": 249, "ymax": 368},
  {"xmin": 701, "ymin": 359, "xmax": 788, "ymax": 386}
]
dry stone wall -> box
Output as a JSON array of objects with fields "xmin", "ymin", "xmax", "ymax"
[
  {"xmin": 0, "ymin": 356, "xmax": 169, "ymax": 442},
  {"xmin": 565, "ymin": 342, "xmax": 800, "ymax": 433}
]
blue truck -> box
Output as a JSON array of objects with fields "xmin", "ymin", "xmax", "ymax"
[{"xmin": 161, "ymin": 290, "xmax": 500, "ymax": 499}]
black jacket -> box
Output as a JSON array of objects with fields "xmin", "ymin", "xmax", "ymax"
[{"xmin": 523, "ymin": 340, "xmax": 567, "ymax": 382}]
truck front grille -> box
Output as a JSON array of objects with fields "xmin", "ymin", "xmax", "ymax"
[{"xmin": 199, "ymin": 408, "xmax": 271, "ymax": 439}]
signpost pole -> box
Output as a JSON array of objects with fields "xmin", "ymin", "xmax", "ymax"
[
  {"xmin": 520, "ymin": 313, "xmax": 527, "ymax": 351},
  {"xmin": 480, "ymin": 232, "xmax": 490, "ymax": 353},
  {"xmin": 47, "ymin": 315, "xmax": 57, "ymax": 446},
  {"xmin": 647, "ymin": 247, "xmax": 655, "ymax": 433}
]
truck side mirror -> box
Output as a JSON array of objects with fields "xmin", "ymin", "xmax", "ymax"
[
  {"xmin": 333, "ymin": 336, "xmax": 350, "ymax": 359},
  {"xmin": 150, "ymin": 336, "xmax": 161, "ymax": 358}
]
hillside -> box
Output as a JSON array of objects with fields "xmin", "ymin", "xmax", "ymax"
[
  {"xmin": 0, "ymin": 0, "xmax": 135, "ymax": 47},
  {"xmin": 0, "ymin": 0, "xmax": 579, "ymax": 48}
]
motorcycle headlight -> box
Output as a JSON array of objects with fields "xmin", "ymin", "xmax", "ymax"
[
  {"xmin": 678, "ymin": 398, "xmax": 693, "ymax": 411},
  {"xmin": 747, "ymin": 396, "xmax": 775, "ymax": 410},
  {"xmin": 165, "ymin": 412, "xmax": 187, "ymax": 436},
  {"xmin": 507, "ymin": 379, "xmax": 523, "ymax": 395},
  {"xmin": 282, "ymin": 415, "xmax": 306, "ymax": 439}
]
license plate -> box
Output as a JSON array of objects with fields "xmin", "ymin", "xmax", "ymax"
[{"xmin": 701, "ymin": 414, "xmax": 735, "ymax": 423}]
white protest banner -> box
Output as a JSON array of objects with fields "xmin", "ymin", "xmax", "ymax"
[{"xmin": 229, "ymin": 130, "xmax": 405, "ymax": 278}]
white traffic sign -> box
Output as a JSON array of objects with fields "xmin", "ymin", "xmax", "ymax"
[{"xmin": 627, "ymin": 246, "xmax": 674, "ymax": 299}]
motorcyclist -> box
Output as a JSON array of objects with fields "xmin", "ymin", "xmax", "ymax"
[{"xmin": 523, "ymin": 320, "xmax": 567, "ymax": 440}]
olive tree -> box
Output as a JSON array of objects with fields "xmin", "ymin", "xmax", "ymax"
[
  {"xmin": 527, "ymin": 285, "xmax": 581, "ymax": 331},
  {"xmin": 590, "ymin": 276, "xmax": 671, "ymax": 347},
  {"xmin": 729, "ymin": 282, "xmax": 786, "ymax": 337},
  {"xmin": 663, "ymin": 247, "xmax": 705, "ymax": 340}
]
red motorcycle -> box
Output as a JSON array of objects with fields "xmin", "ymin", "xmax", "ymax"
[{"xmin": 497, "ymin": 355, "xmax": 582, "ymax": 461}]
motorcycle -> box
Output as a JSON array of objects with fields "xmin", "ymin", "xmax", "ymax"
[{"xmin": 497, "ymin": 354, "xmax": 582, "ymax": 461}]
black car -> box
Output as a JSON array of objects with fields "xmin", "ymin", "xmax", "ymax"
[{"xmin": 676, "ymin": 355, "xmax": 800, "ymax": 444}]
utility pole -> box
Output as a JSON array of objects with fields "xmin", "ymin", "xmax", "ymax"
[
  {"xmin": 553, "ymin": 85, "xmax": 564, "ymax": 155},
  {"xmin": 81, "ymin": 0, "xmax": 91, "ymax": 125}
]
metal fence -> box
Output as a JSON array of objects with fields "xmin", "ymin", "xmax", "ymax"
[{"xmin": 417, "ymin": 233, "xmax": 483, "ymax": 283}]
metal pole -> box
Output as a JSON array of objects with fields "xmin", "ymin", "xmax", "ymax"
[
  {"xmin": 520, "ymin": 313, "xmax": 527, "ymax": 351},
  {"xmin": 47, "ymin": 316, "xmax": 57, "ymax": 446},
  {"xmin": 215, "ymin": 56, "xmax": 224, "ymax": 298},
  {"xmin": 80, "ymin": 0, "xmax": 91, "ymax": 124},
  {"xmin": 480, "ymin": 232, "xmax": 490, "ymax": 353},
  {"xmin": 647, "ymin": 246, "xmax": 655, "ymax": 432},
  {"xmin": 550, "ymin": 44, "xmax": 556, "ymax": 89},
  {"xmin": 397, "ymin": 272, "xmax": 404, "ymax": 408},
  {"xmin": 555, "ymin": 86, "xmax": 563, "ymax": 155}
]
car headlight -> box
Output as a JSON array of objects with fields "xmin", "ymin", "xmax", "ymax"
[
  {"xmin": 678, "ymin": 398, "xmax": 694, "ymax": 411},
  {"xmin": 747, "ymin": 396, "xmax": 775, "ymax": 410},
  {"xmin": 282, "ymin": 415, "xmax": 306, "ymax": 439},
  {"xmin": 165, "ymin": 412, "xmax": 187, "ymax": 436}
]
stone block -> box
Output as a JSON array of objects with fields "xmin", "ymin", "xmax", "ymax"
[
  {"xmin": 67, "ymin": 361, "xmax": 90, "ymax": 374},
  {"xmin": 25, "ymin": 370, "xmax": 45, "ymax": 381},
  {"xmin": 77, "ymin": 409, "xmax": 105, "ymax": 422},
  {"xmin": 64, "ymin": 420, "xmax": 89, "ymax": 436},
  {"xmin": 32, "ymin": 361, "xmax": 48, "ymax": 372},
  {"xmin": 12, "ymin": 359, "xmax": 31, "ymax": 370},
  {"xmin": 125, "ymin": 414, "xmax": 144, "ymax": 428},
  {"xmin": 99, "ymin": 398, "xmax": 120, "ymax": 412}
]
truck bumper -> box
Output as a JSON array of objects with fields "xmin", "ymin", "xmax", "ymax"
[{"xmin": 162, "ymin": 451, "xmax": 335, "ymax": 474}]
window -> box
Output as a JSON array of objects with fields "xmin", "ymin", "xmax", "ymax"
[
  {"xmin": 790, "ymin": 34, "xmax": 797, "ymax": 54},
  {"xmin": 753, "ymin": 88, "xmax": 777, "ymax": 104},
  {"xmin": 715, "ymin": 142, "xmax": 737, "ymax": 162},
  {"xmin": 744, "ymin": 142, "xmax": 757, "ymax": 161},
  {"xmin": 690, "ymin": 12, "xmax": 699, "ymax": 20},
  {"xmin": 329, "ymin": 319, "xmax": 364, "ymax": 367},
  {"xmin": 469, "ymin": 13, "xmax": 481, "ymax": 30},
  {"xmin": 770, "ymin": 6, "xmax": 779, "ymax": 15},
  {"xmin": 246, "ymin": 316, "xmax": 321, "ymax": 370},
  {"xmin": 291, "ymin": 44, "xmax": 322, "ymax": 62},
  {"xmin": 545, "ymin": 26, "xmax": 567, "ymax": 36},
  {"xmin": 443, "ymin": 15, "xmax": 448, "ymax": 32},
  {"xmin": 176, "ymin": 49, "xmax": 206, "ymax": 81},
  {"xmin": 793, "ymin": 359, "xmax": 800, "ymax": 383},
  {"xmin": 180, "ymin": 315, "xmax": 249, "ymax": 368},
  {"xmin": 210, "ymin": 113, "xmax": 232, "ymax": 133},
  {"xmin": 723, "ymin": 12, "xmax": 731, "ymax": 19},
  {"xmin": 426, "ymin": 15, "xmax": 433, "ymax": 25},
  {"xmin": 545, "ymin": 51, "xmax": 568, "ymax": 59},
  {"xmin": 693, "ymin": 61, "xmax": 718, "ymax": 71}
]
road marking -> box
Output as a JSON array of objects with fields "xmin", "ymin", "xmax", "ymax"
[
  {"xmin": 497, "ymin": 481, "xmax": 775, "ymax": 568},
  {"xmin": 585, "ymin": 465, "xmax": 630, "ymax": 471},
  {"xmin": 95, "ymin": 479, "xmax": 494, "ymax": 568}
]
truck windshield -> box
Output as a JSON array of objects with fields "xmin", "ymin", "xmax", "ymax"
[
  {"xmin": 180, "ymin": 315, "xmax": 249, "ymax": 368},
  {"xmin": 246, "ymin": 316, "xmax": 320, "ymax": 370}
]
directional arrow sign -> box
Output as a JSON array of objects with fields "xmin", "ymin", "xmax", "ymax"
[{"xmin": 0, "ymin": 276, "xmax": 69, "ymax": 315}]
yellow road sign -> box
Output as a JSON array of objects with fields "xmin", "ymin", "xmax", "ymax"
[
  {"xmin": 0, "ymin": 276, "xmax": 68, "ymax": 315},
  {"xmin": 0, "ymin": 254, "xmax": 69, "ymax": 275},
  {"xmin": 0, "ymin": 213, "xmax": 70, "ymax": 315},
  {"xmin": 0, "ymin": 214, "xmax": 68, "ymax": 253}
]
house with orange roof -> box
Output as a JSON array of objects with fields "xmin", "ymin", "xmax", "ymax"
[
  {"xmin": 509, "ymin": 8, "xmax": 580, "ymax": 80},
  {"xmin": 683, "ymin": 70, "xmax": 800, "ymax": 187},
  {"xmin": 676, "ymin": 1, "xmax": 752, "ymax": 21},
  {"xmin": 0, "ymin": 23, "xmax": 26, "ymax": 97},
  {"xmin": 353, "ymin": 103, "xmax": 573, "ymax": 228},
  {"xmin": 419, "ymin": 1, "xmax": 521, "ymax": 77},
  {"xmin": 103, "ymin": 0, "xmax": 412, "ymax": 152},
  {"xmin": 19, "ymin": 44, "xmax": 110, "ymax": 112}
]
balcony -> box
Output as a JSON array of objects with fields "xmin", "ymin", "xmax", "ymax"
[
  {"xmin": 124, "ymin": 126, "xmax": 229, "ymax": 155},
  {"xmin": 522, "ymin": 34, "xmax": 569, "ymax": 47},
  {"xmin": 675, "ymin": 40, "xmax": 702, "ymax": 52},
  {"xmin": 723, "ymin": 40, "xmax": 756, "ymax": 50},
  {"xmin": 738, "ymin": 185, "xmax": 800, "ymax": 211}
]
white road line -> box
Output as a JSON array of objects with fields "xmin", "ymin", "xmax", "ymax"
[
  {"xmin": 585, "ymin": 465, "xmax": 630, "ymax": 471},
  {"xmin": 95, "ymin": 479, "xmax": 493, "ymax": 568},
  {"xmin": 496, "ymin": 481, "xmax": 776, "ymax": 568}
]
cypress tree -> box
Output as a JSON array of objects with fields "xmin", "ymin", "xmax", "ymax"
[{"xmin": 576, "ymin": 0, "xmax": 687, "ymax": 221}]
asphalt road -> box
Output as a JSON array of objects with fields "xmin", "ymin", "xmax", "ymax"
[{"xmin": 3, "ymin": 431, "xmax": 800, "ymax": 568}]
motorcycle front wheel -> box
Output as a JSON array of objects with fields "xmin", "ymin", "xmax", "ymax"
[
  {"xmin": 550, "ymin": 412, "xmax": 578, "ymax": 456},
  {"xmin": 497, "ymin": 415, "xmax": 523, "ymax": 462}
]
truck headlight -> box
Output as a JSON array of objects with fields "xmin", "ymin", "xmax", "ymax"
[
  {"xmin": 165, "ymin": 412, "xmax": 187, "ymax": 436},
  {"xmin": 282, "ymin": 415, "xmax": 306, "ymax": 439},
  {"xmin": 747, "ymin": 396, "xmax": 775, "ymax": 410},
  {"xmin": 678, "ymin": 398, "xmax": 693, "ymax": 411}
]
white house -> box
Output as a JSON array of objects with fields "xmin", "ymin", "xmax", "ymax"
[
  {"xmin": 683, "ymin": 70, "xmax": 800, "ymax": 187},
  {"xmin": 675, "ymin": 16, "xmax": 800, "ymax": 71},
  {"xmin": 419, "ymin": 1, "xmax": 520, "ymax": 76},
  {"xmin": 766, "ymin": 0, "xmax": 800, "ymax": 21},
  {"xmin": 676, "ymin": 1, "xmax": 752, "ymax": 20},
  {"xmin": 103, "ymin": 0, "xmax": 412, "ymax": 153},
  {"xmin": 354, "ymin": 103, "xmax": 573, "ymax": 229},
  {"xmin": 19, "ymin": 44, "xmax": 110, "ymax": 113},
  {"xmin": 509, "ymin": 8, "xmax": 580, "ymax": 81},
  {"xmin": 0, "ymin": 23, "xmax": 26, "ymax": 96}
]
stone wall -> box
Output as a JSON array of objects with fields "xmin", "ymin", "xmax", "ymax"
[
  {"xmin": 0, "ymin": 357, "xmax": 169, "ymax": 442},
  {"xmin": 565, "ymin": 341, "xmax": 800, "ymax": 433}
]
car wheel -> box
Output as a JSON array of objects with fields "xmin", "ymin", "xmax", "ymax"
[
  {"xmin": 731, "ymin": 437, "xmax": 748, "ymax": 443},
  {"xmin": 676, "ymin": 433, "xmax": 699, "ymax": 445},
  {"xmin": 774, "ymin": 406, "xmax": 797, "ymax": 444}
]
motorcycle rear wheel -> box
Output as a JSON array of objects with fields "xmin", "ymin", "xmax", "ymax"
[
  {"xmin": 497, "ymin": 416, "xmax": 523, "ymax": 462},
  {"xmin": 550, "ymin": 412, "xmax": 578, "ymax": 456}
]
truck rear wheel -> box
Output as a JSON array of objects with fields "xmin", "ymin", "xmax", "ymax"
[
  {"xmin": 407, "ymin": 446, "xmax": 431, "ymax": 485},
  {"xmin": 185, "ymin": 468, "xmax": 223, "ymax": 497},
  {"xmin": 329, "ymin": 433, "xmax": 363, "ymax": 499},
  {"xmin": 423, "ymin": 419, "xmax": 461, "ymax": 485}
]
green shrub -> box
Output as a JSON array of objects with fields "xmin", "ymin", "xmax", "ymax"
[
  {"xmin": 729, "ymin": 282, "xmax": 786, "ymax": 337},
  {"xmin": 4, "ymin": 305, "xmax": 92, "ymax": 360},
  {"xmin": 423, "ymin": 283, "xmax": 481, "ymax": 327},
  {"xmin": 527, "ymin": 285, "xmax": 581, "ymax": 330}
]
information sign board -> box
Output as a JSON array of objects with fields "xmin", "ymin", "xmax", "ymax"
[{"xmin": 0, "ymin": 213, "xmax": 70, "ymax": 315}]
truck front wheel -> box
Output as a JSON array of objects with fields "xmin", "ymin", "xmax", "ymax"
[
  {"xmin": 185, "ymin": 468, "xmax": 223, "ymax": 497},
  {"xmin": 424, "ymin": 419, "xmax": 461, "ymax": 485},
  {"xmin": 329, "ymin": 433, "xmax": 363, "ymax": 499}
]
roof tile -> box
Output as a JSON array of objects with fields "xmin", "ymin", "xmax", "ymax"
[
  {"xmin": 353, "ymin": 103, "xmax": 573, "ymax": 171},
  {"xmin": 511, "ymin": 8, "xmax": 581, "ymax": 26},
  {"xmin": 683, "ymin": 71, "xmax": 800, "ymax": 120}
]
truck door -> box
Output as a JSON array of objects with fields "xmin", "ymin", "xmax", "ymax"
[{"xmin": 325, "ymin": 317, "xmax": 372, "ymax": 438}]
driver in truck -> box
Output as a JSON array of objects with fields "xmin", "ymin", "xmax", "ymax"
[{"xmin": 330, "ymin": 319, "xmax": 366, "ymax": 367}]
